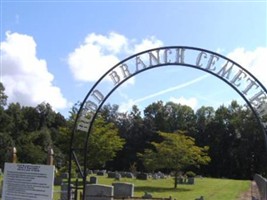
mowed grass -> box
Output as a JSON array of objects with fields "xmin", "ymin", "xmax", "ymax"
[
  {"xmin": 77, "ymin": 175, "xmax": 250, "ymax": 200},
  {"xmin": 98, "ymin": 176, "xmax": 250, "ymax": 200},
  {"xmin": 0, "ymin": 174, "xmax": 250, "ymax": 200}
]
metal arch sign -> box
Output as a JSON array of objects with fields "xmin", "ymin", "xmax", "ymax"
[
  {"xmin": 68, "ymin": 46, "xmax": 267, "ymax": 199},
  {"xmin": 75, "ymin": 46, "xmax": 267, "ymax": 133}
]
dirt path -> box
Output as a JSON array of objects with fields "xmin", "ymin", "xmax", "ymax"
[{"xmin": 238, "ymin": 181, "xmax": 260, "ymax": 200}]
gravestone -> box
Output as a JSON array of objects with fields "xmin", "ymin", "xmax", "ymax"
[
  {"xmin": 125, "ymin": 172, "xmax": 134, "ymax": 178},
  {"xmin": 61, "ymin": 183, "xmax": 74, "ymax": 200},
  {"xmin": 61, "ymin": 172, "xmax": 69, "ymax": 179},
  {"xmin": 187, "ymin": 177, "xmax": 195, "ymax": 184},
  {"xmin": 108, "ymin": 172, "xmax": 116, "ymax": 178},
  {"xmin": 97, "ymin": 171, "xmax": 105, "ymax": 176},
  {"xmin": 120, "ymin": 172, "xmax": 127, "ymax": 178},
  {"xmin": 156, "ymin": 171, "xmax": 165, "ymax": 179},
  {"xmin": 90, "ymin": 176, "xmax": 98, "ymax": 184},
  {"xmin": 85, "ymin": 184, "xmax": 113, "ymax": 200},
  {"xmin": 54, "ymin": 176, "xmax": 63, "ymax": 186},
  {"xmin": 177, "ymin": 177, "xmax": 184, "ymax": 184},
  {"xmin": 112, "ymin": 182, "xmax": 134, "ymax": 198},
  {"xmin": 136, "ymin": 173, "xmax": 148, "ymax": 180},
  {"xmin": 152, "ymin": 174, "xmax": 159, "ymax": 179},
  {"xmin": 0, "ymin": 180, "xmax": 3, "ymax": 197},
  {"xmin": 115, "ymin": 173, "xmax": 121, "ymax": 181}
]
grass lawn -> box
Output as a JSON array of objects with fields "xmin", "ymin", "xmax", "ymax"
[{"xmin": 52, "ymin": 176, "xmax": 250, "ymax": 200}]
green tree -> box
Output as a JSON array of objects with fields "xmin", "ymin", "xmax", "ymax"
[
  {"xmin": 194, "ymin": 106, "xmax": 215, "ymax": 147},
  {"xmin": 86, "ymin": 117, "xmax": 125, "ymax": 169},
  {"xmin": 144, "ymin": 101, "xmax": 167, "ymax": 131},
  {"xmin": 0, "ymin": 110, "xmax": 11, "ymax": 134},
  {"xmin": 16, "ymin": 128, "xmax": 53, "ymax": 164},
  {"xmin": 111, "ymin": 105, "xmax": 157, "ymax": 171},
  {"xmin": 21, "ymin": 106, "xmax": 40, "ymax": 132},
  {"xmin": 0, "ymin": 132, "xmax": 14, "ymax": 168},
  {"xmin": 5, "ymin": 103, "xmax": 27, "ymax": 139},
  {"xmin": 36, "ymin": 102, "xmax": 56, "ymax": 128},
  {"xmin": 144, "ymin": 101, "xmax": 196, "ymax": 133},
  {"xmin": 100, "ymin": 104, "xmax": 120, "ymax": 124},
  {"xmin": 195, "ymin": 106, "xmax": 215, "ymax": 133},
  {"xmin": 0, "ymin": 82, "xmax": 8, "ymax": 108},
  {"xmin": 139, "ymin": 131, "xmax": 210, "ymax": 188},
  {"xmin": 164, "ymin": 102, "xmax": 196, "ymax": 133},
  {"xmin": 199, "ymin": 101, "xmax": 267, "ymax": 179}
]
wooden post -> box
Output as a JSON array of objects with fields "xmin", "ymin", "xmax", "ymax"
[
  {"xmin": 12, "ymin": 147, "xmax": 17, "ymax": 163},
  {"xmin": 47, "ymin": 148, "xmax": 54, "ymax": 165}
]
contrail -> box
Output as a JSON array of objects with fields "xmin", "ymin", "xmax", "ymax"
[{"xmin": 133, "ymin": 74, "xmax": 210, "ymax": 104}]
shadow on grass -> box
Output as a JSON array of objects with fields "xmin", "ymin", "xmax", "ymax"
[{"xmin": 135, "ymin": 186, "xmax": 192, "ymax": 193}]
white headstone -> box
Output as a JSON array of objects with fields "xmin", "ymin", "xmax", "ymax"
[
  {"xmin": 0, "ymin": 180, "xmax": 3, "ymax": 197},
  {"xmin": 85, "ymin": 184, "xmax": 113, "ymax": 200},
  {"xmin": 112, "ymin": 182, "xmax": 134, "ymax": 198},
  {"xmin": 60, "ymin": 183, "xmax": 74, "ymax": 200}
]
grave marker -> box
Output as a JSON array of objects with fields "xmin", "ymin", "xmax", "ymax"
[
  {"xmin": 90, "ymin": 176, "xmax": 98, "ymax": 184},
  {"xmin": 85, "ymin": 184, "xmax": 113, "ymax": 200},
  {"xmin": 112, "ymin": 182, "xmax": 134, "ymax": 198}
]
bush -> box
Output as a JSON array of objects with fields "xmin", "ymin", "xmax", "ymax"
[{"xmin": 186, "ymin": 171, "xmax": 196, "ymax": 177}]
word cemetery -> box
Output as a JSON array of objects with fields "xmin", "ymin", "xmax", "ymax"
[{"xmin": 76, "ymin": 47, "xmax": 267, "ymax": 133}]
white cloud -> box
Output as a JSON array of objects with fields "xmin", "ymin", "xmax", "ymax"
[
  {"xmin": 227, "ymin": 47, "xmax": 267, "ymax": 86},
  {"xmin": 68, "ymin": 32, "xmax": 126, "ymax": 82},
  {"xmin": 1, "ymin": 32, "xmax": 68, "ymax": 110},
  {"xmin": 132, "ymin": 36, "xmax": 164, "ymax": 54},
  {"xmin": 85, "ymin": 32, "xmax": 128, "ymax": 54},
  {"xmin": 169, "ymin": 96, "xmax": 198, "ymax": 109},
  {"xmin": 68, "ymin": 32, "xmax": 163, "ymax": 83},
  {"xmin": 118, "ymin": 99, "xmax": 135, "ymax": 113}
]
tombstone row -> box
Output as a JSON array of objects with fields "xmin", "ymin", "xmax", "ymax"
[
  {"xmin": 61, "ymin": 182, "xmax": 134, "ymax": 200},
  {"xmin": 107, "ymin": 172, "xmax": 134, "ymax": 179},
  {"xmin": 107, "ymin": 171, "xmax": 167, "ymax": 180},
  {"xmin": 54, "ymin": 170, "xmax": 168, "ymax": 188},
  {"xmin": 58, "ymin": 169, "xmax": 166, "ymax": 179}
]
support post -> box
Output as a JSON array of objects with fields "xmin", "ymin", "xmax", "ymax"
[
  {"xmin": 47, "ymin": 148, "xmax": 54, "ymax": 165},
  {"xmin": 12, "ymin": 147, "xmax": 17, "ymax": 163}
]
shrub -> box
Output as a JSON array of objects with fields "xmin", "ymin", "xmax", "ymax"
[{"xmin": 186, "ymin": 171, "xmax": 196, "ymax": 177}]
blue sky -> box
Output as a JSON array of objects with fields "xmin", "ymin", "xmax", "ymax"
[{"xmin": 1, "ymin": 1, "xmax": 267, "ymax": 118}]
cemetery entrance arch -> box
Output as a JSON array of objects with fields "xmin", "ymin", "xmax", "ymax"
[{"xmin": 68, "ymin": 46, "xmax": 267, "ymax": 199}]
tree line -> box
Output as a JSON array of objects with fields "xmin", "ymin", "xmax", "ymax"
[{"xmin": 0, "ymin": 82, "xmax": 266, "ymax": 179}]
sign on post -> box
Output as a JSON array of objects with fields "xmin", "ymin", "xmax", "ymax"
[{"xmin": 1, "ymin": 163, "xmax": 55, "ymax": 200}]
